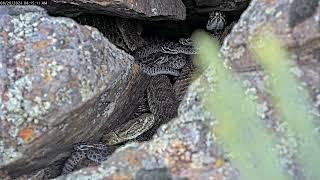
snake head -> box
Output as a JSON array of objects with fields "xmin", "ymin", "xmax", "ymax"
[
  {"xmin": 179, "ymin": 38, "xmax": 193, "ymax": 46},
  {"xmin": 155, "ymin": 55, "xmax": 169, "ymax": 64},
  {"xmin": 206, "ymin": 11, "xmax": 226, "ymax": 33}
]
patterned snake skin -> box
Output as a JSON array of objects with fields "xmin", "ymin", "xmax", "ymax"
[
  {"xmin": 102, "ymin": 113, "xmax": 156, "ymax": 145},
  {"xmin": 206, "ymin": 11, "xmax": 226, "ymax": 35},
  {"xmin": 62, "ymin": 143, "xmax": 113, "ymax": 174},
  {"xmin": 62, "ymin": 10, "xmax": 227, "ymax": 174}
]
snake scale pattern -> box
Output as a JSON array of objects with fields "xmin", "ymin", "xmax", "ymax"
[{"xmin": 62, "ymin": 10, "xmax": 227, "ymax": 174}]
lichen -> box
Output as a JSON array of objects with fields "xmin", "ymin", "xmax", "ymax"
[
  {"xmin": 0, "ymin": 141, "xmax": 23, "ymax": 166},
  {"xmin": 42, "ymin": 60, "xmax": 64, "ymax": 80}
]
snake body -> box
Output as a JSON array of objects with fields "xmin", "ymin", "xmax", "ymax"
[{"xmin": 62, "ymin": 10, "xmax": 226, "ymax": 174}]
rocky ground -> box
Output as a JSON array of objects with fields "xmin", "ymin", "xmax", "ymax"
[{"xmin": 0, "ymin": 0, "xmax": 319, "ymax": 179}]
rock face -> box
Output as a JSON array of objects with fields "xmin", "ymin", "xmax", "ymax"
[
  {"xmin": 0, "ymin": 6, "xmax": 150, "ymax": 177},
  {"xmin": 1, "ymin": 0, "xmax": 319, "ymax": 178},
  {"xmin": 57, "ymin": 75, "xmax": 240, "ymax": 179},
  {"xmin": 222, "ymin": 0, "xmax": 320, "ymax": 73},
  {"xmin": 56, "ymin": 0, "xmax": 319, "ymax": 179},
  {"xmin": 44, "ymin": 0, "xmax": 186, "ymax": 20}
]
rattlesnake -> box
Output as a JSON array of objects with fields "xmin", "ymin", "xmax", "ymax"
[
  {"xmin": 75, "ymin": 14, "xmax": 193, "ymax": 76},
  {"xmin": 62, "ymin": 10, "xmax": 226, "ymax": 174},
  {"xmin": 62, "ymin": 75, "xmax": 178, "ymax": 174},
  {"xmin": 207, "ymin": 11, "xmax": 226, "ymax": 36}
]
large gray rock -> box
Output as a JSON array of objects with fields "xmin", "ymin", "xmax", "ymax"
[
  {"xmin": 56, "ymin": 0, "xmax": 320, "ymax": 179},
  {"xmin": 57, "ymin": 73, "xmax": 239, "ymax": 180},
  {"xmin": 220, "ymin": 0, "xmax": 320, "ymax": 177},
  {"xmin": 43, "ymin": 0, "xmax": 186, "ymax": 20},
  {"xmin": 0, "ymin": 6, "xmax": 150, "ymax": 177}
]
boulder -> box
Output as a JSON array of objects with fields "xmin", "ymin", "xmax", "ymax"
[
  {"xmin": 57, "ymin": 0, "xmax": 320, "ymax": 179},
  {"xmin": 43, "ymin": 0, "xmax": 186, "ymax": 20},
  {"xmin": 0, "ymin": 6, "xmax": 149, "ymax": 177}
]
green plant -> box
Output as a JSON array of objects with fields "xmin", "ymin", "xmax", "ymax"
[
  {"xmin": 251, "ymin": 31, "xmax": 320, "ymax": 180},
  {"xmin": 192, "ymin": 30, "xmax": 319, "ymax": 180}
]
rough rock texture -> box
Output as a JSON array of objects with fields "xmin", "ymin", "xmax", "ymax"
[
  {"xmin": 56, "ymin": 0, "xmax": 320, "ymax": 179},
  {"xmin": 220, "ymin": 0, "xmax": 320, "ymax": 176},
  {"xmin": 222, "ymin": 0, "xmax": 320, "ymax": 73},
  {"xmin": 0, "ymin": 6, "xmax": 150, "ymax": 177},
  {"xmin": 55, "ymin": 62, "xmax": 239, "ymax": 179},
  {"xmin": 43, "ymin": 0, "xmax": 186, "ymax": 21},
  {"xmin": 58, "ymin": 78, "xmax": 239, "ymax": 179}
]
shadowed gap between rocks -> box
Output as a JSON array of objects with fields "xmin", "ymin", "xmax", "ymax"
[{"xmin": 1, "ymin": 2, "xmax": 250, "ymax": 178}]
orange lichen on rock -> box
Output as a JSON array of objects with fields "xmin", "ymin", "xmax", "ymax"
[
  {"xmin": 110, "ymin": 174, "xmax": 132, "ymax": 180},
  {"xmin": 214, "ymin": 158, "xmax": 225, "ymax": 168},
  {"xmin": 165, "ymin": 140, "xmax": 194, "ymax": 174},
  {"xmin": 127, "ymin": 151, "xmax": 142, "ymax": 167},
  {"xmin": 18, "ymin": 127, "xmax": 34, "ymax": 143},
  {"xmin": 32, "ymin": 39, "xmax": 51, "ymax": 49}
]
